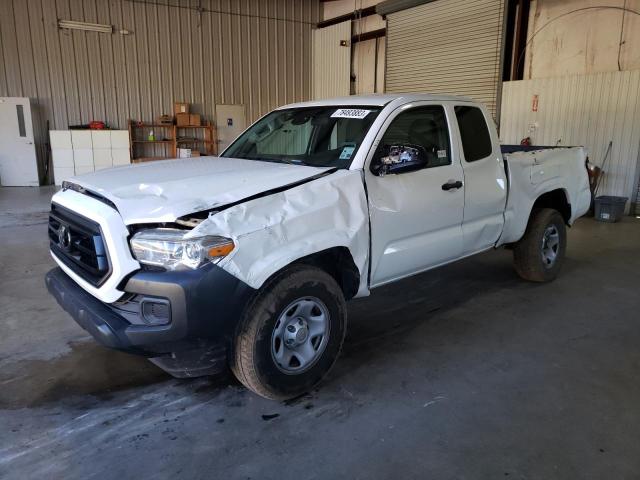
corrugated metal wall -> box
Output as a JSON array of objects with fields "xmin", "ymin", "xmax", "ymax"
[
  {"xmin": 500, "ymin": 70, "xmax": 640, "ymax": 209},
  {"xmin": 385, "ymin": 0, "xmax": 506, "ymax": 118},
  {"xmin": 0, "ymin": 0, "xmax": 320, "ymax": 172},
  {"xmin": 312, "ymin": 21, "xmax": 351, "ymax": 99}
]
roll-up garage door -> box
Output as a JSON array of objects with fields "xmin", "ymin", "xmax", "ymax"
[{"xmin": 385, "ymin": 0, "xmax": 506, "ymax": 118}]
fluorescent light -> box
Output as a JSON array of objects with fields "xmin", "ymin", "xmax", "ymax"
[{"xmin": 58, "ymin": 20, "xmax": 113, "ymax": 34}]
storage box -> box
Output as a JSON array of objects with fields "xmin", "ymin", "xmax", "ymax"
[
  {"xmin": 594, "ymin": 196, "xmax": 627, "ymax": 223},
  {"xmin": 189, "ymin": 114, "xmax": 200, "ymax": 126},
  {"xmin": 178, "ymin": 148, "xmax": 191, "ymax": 158},
  {"xmin": 91, "ymin": 130, "xmax": 111, "ymax": 149},
  {"xmin": 111, "ymin": 131, "xmax": 130, "ymax": 149},
  {"xmin": 73, "ymin": 149, "xmax": 94, "ymax": 167},
  {"xmin": 70, "ymin": 130, "xmax": 93, "ymax": 149},
  {"xmin": 191, "ymin": 150, "xmax": 201, "ymax": 157},
  {"xmin": 174, "ymin": 102, "xmax": 189, "ymax": 115},
  {"xmin": 176, "ymin": 113, "xmax": 191, "ymax": 126},
  {"xmin": 93, "ymin": 149, "xmax": 113, "ymax": 169},
  {"xmin": 112, "ymin": 148, "xmax": 131, "ymax": 166},
  {"xmin": 49, "ymin": 131, "xmax": 73, "ymax": 149},
  {"xmin": 51, "ymin": 149, "xmax": 74, "ymax": 168}
]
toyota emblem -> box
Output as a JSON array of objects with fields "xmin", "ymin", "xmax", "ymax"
[{"xmin": 57, "ymin": 224, "xmax": 72, "ymax": 250}]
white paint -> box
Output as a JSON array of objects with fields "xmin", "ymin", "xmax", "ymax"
[
  {"xmin": 499, "ymin": 147, "xmax": 592, "ymax": 244},
  {"xmin": 70, "ymin": 157, "xmax": 334, "ymax": 225},
  {"xmin": 191, "ymin": 170, "xmax": 370, "ymax": 296},
  {"xmin": 363, "ymin": 100, "xmax": 465, "ymax": 286},
  {"xmin": 50, "ymin": 189, "xmax": 141, "ymax": 303},
  {"xmin": 0, "ymin": 97, "xmax": 39, "ymax": 186}
]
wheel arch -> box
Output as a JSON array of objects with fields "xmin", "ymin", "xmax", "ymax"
[
  {"xmin": 530, "ymin": 188, "xmax": 572, "ymax": 224},
  {"xmin": 262, "ymin": 247, "xmax": 361, "ymax": 301}
]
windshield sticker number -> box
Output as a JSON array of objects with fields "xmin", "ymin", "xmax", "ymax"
[
  {"xmin": 331, "ymin": 109, "xmax": 371, "ymax": 119},
  {"xmin": 339, "ymin": 146, "xmax": 356, "ymax": 160},
  {"xmin": 437, "ymin": 149, "xmax": 447, "ymax": 158}
]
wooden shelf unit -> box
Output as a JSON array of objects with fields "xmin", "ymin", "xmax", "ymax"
[{"xmin": 129, "ymin": 120, "xmax": 217, "ymax": 162}]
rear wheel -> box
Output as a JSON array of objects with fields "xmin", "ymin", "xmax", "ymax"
[
  {"xmin": 230, "ymin": 265, "xmax": 347, "ymax": 400},
  {"xmin": 513, "ymin": 208, "xmax": 567, "ymax": 282}
]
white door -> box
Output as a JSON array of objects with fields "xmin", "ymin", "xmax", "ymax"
[
  {"xmin": 365, "ymin": 103, "xmax": 465, "ymax": 287},
  {"xmin": 312, "ymin": 21, "xmax": 351, "ymax": 99},
  {"xmin": 0, "ymin": 97, "xmax": 39, "ymax": 186},
  {"xmin": 216, "ymin": 105, "xmax": 247, "ymax": 153},
  {"xmin": 452, "ymin": 104, "xmax": 507, "ymax": 254}
]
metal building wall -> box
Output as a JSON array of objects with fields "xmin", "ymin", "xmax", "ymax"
[
  {"xmin": 0, "ymin": 0, "xmax": 320, "ymax": 166},
  {"xmin": 385, "ymin": 0, "xmax": 506, "ymax": 118},
  {"xmin": 500, "ymin": 70, "xmax": 640, "ymax": 209}
]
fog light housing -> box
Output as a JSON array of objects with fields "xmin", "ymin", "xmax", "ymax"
[{"xmin": 140, "ymin": 298, "xmax": 171, "ymax": 326}]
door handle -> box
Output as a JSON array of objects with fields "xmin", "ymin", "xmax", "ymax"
[{"xmin": 441, "ymin": 180, "xmax": 463, "ymax": 191}]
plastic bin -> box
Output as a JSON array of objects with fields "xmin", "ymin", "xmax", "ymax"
[{"xmin": 594, "ymin": 196, "xmax": 627, "ymax": 223}]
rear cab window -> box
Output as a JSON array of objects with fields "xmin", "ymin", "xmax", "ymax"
[{"xmin": 454, "ymin": 106, "xmax": 493, "ymax": 162}]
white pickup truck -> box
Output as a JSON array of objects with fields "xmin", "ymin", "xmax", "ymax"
[{"xmin": 46, "ymin": 94, "xmax": 591, "ymax": 399}]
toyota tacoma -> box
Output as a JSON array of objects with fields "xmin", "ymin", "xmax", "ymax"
[{"xmin": 45, "ymin": 94, "xmax": 591, "ymax": 399}]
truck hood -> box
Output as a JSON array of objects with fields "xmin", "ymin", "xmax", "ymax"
[{"xmin": 69, "ymin": 156, "xmax": 334, "ymax": 224}]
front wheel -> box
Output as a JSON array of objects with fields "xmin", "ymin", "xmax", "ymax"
[
  {"xmin": 513, "ymin": 208, "xmax": 567, "ymax": 282},
  {"xmin": 230, "ymin": 265, "xmax": 347, "ymax": 400}
]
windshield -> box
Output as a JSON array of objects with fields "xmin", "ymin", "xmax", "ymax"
[{"xmin": 221, "ymin": 106, "xmax": 382, "ymax": 168}]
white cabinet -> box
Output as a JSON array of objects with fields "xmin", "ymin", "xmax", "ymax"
[{"xmin": 50, "ymin": 130, "xmax": 130, "ymax": 185}]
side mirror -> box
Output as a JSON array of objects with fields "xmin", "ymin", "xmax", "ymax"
[{"xmin": 370, "ymin": 144, "xmax": 429, "ymax": 176}]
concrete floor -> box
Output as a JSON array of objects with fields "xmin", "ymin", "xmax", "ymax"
[{"xmin": 1, "ymin": 186, "xmax": 640, "ymax": 479}]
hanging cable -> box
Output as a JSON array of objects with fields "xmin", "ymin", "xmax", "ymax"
[
  {"xmin": 516, "ymin": 5, "xmax": 640, "ymax": 75},
  {"xmin": 124, "ymin": 0, "xmax": 316, "ymax": 25}
]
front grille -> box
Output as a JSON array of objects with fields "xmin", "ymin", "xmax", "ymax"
[{"xmin": 48, "ymin": 204, "xmax": 111, "ymax": 286}]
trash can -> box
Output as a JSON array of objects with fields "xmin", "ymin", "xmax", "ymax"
[{"xmin": 594, "ymin": 196, "xmax": 627, "ymax": 223}]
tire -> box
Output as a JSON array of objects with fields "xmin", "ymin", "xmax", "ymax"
[
  {"xmin": 513, "ymin": 208, "xmax": 567, "ymax": 282},
  {"xmin": 230, "ymin": 265, "xmax": 347, "ymax": 400}
]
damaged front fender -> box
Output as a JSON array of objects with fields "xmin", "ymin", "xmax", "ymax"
[{"xmin": 186, "ymin": 170, "xmax": 371, "ymax": 297}]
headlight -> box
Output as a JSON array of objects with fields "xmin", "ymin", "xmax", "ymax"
[{"xmin": 130, "ymin": 228, "xmax": 234, "ymax": 270}]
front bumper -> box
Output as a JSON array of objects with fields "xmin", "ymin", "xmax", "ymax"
[{"xmin": 45, "ymin": 263, "xmax": 255, "ymax": 361}]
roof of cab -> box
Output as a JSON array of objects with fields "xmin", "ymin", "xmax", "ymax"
[{"xmin": 277, "ymin": 93, "xmax": 476, "ymax": 110}]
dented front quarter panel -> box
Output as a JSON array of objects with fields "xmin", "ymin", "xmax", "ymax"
[{"xmin": 187, "ymin": 170, "xmax": 371, "ymax": 297}]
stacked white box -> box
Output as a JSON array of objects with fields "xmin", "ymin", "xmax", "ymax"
[
  {"xmin": 50, "ymin": 131, "xmax": 74, "ymax": 186},
  {"xmin": 92, "ymin": 131, "xmax": 113, "ymax": 170},
  {"xmin": 48, "ymin": 129, "xmax": 130, "ymax": 183},
  {"xmin": 110, "ymin": 131, "xmax": 131, "ymax": 166}
]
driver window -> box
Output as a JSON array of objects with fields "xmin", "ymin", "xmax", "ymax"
[{"xmin": 379, "ymin": 106, "xmax": 451, "ymax": 168}]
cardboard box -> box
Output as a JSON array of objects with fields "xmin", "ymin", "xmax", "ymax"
[
  {"xmin": 176, "ymin": 113, "xmax": 191, "ymax": 126},
  {"xmin": 191, "ymin": 150, "xmax": 201, "ymax": 157},
  {"xmin": 178, "ymin": 148, "xmax": 191, "ymax": 158},
  {"xmin": 174, "ymin": 102, "xmax": 189, "ymax": 115},
  {"xmin": 189, "ymin": 114, "xmax": 200, "ymax": 126}
]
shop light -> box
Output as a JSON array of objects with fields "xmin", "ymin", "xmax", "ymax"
[{"xmin": 58, "ymin": 20, "xmax": 113, "ymax": 34}]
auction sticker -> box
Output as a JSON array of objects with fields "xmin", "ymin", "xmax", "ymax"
[{"xmin": 331, "ymin": 108, "xmax": 371, "ymax": 119}]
